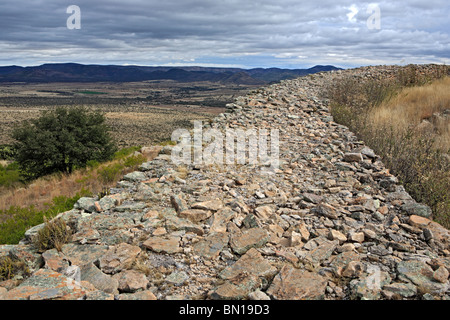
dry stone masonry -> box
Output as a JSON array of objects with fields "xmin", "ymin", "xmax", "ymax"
[{"xmin": 1, "ymin": 66, "xmax": 449, "ymax": 300}]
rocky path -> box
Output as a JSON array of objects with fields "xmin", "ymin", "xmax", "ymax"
[{"xmin": 1, "ymin": 66, "xmax": 449, "ymax": 300}]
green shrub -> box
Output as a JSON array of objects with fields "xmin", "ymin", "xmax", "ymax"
[
  {"xmin": 86, "ymin": 159, "xmax": 100, "ymax": 169},
  {"xmin": 12, "ymin": 106, "xmax": 117, "ymax": 180},
  {"xmin": 0, "ymin": 162, "xmax": 23, "ymax": 188},
  {"xmin": 98, "ymin": 162, "xmax": 125, "ymax": 184},
  {"xmin": 0, "ymin": 145, "xmax": 16, "ymax": 160},
  {"xmin": 159, "ymin": 140, "xmax": 176, "ymax": 146},
  {"xmin": 123, "ymin": 154, "xmax": 147, "ymax": 167},
  {"xmin": 113, "ymin": 146, "xmax": 142, "ymax": 160}
]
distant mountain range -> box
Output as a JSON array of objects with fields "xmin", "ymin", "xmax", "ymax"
[{"xmin": 0, "ymin": 63, "xmax": 342, "ymax": 85}]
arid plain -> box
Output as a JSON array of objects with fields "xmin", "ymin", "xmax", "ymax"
[{"xmin": 0, "ymin": 80, "xmax": 258, "ymax": 147}]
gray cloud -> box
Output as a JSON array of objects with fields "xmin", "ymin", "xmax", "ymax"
[{"xmin": 0, "ymin": 0, "xmax": 448, "ymax": 68}]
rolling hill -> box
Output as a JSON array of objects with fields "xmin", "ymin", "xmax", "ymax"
[{"xmin": 0, "ymin": 63, "xmax": 341, "ymax": 84}]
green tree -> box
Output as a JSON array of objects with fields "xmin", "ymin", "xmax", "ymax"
[{"xmin": 12, "ymin": 107, "xmax": 117, "ymax": 179}]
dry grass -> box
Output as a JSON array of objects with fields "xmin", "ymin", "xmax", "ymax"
[
  {"xmin": 328, "ymin": 65, "xmax": 450, "ymax": 228},
  {"xmin": 33, "ymin": 216, "xmax": 72, "ymax": 252},
  {"xmin": 0, "ymin": 256, "xmax": 30, "ymax": 281},
  {"xmin": 370, "ymin": 77, "xmax": 450, "ymax": 151},
  {"xmin": 0, "ymin": 147, "xmax": 160, "ymax": 212}
]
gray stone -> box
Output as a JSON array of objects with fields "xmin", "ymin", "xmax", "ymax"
[
  {"xmin": 117, "ymin": 180, "xmax": 135, "ymax": 188},
  {"xmin": 0, "ymin": 245, "xmax": 16, "ymax": 258},
  {"xmin": 401, "ymin": 202, "xmax": 432, "ymax": 218},
  {"xmin": 302, "ymin": 193, "xmax": 323, "ymax": 204},
  {"xmin": 170, "ymin": 194, "xmax": 188, "ymax": 214},
  {"xmin": 1, "ymin": 269, "xmax": 91, "ymax": 300},
  {"xmin": 61, "ymin": 243, "xmax": 109, "ymax": 267},
  {"xmin": 210, "ymin": 208, "xmax": 236, "ymax": 233},
  {"xmin": 98, "ymin": 196, "xmax": 117, "ymax": 211},
  {"xmin": 113, "ymin": 201, "xmax": 146, "ymax": 212},
  {"xmin": 166, "ymin": 271, "xmax": 189, "ymax": 285},
  {"xmin": 397, "ymin": 260, "xmax": 449, "ymax": 295},
  {"xmin": 123, "ymin": 171, "xmax": 148, "ymax": 182},
  {"xmin": 80, "ymin": 263, "xmax": 119, "ymax": 294},
  {"xmin": 23, "ymin": 223, "xmax": 46, "ymax": 242},
  {"xmin": 165, "ymin": 214, "xmax": 204, "ymax": 235},
  {"xmin": 8, "ymin": 245, "xmax": 43, "ymax": 272},
  {"xmin": 139, "ymin": 161, "xmax": 154, "ymax": 171},
  {"xmin": 382, "ymin": 282, "xmax": 417, "ymax": 299},
  {"xmin": 311, "ymin": 203, "xmax": 339, "ymax": 219},
  {"xmin": 192, "ymin": 199, "xmax": 223, "ymax": 211},
  {"xmin": 360, "ymin": 146, "xmax": 376, "ymax": 158},
  {"xmin": 248, "ymin": 289, "xmax": 271, "ymax": 300},
  {"xmin": 75, "ymin": 214, "xmax": 135, "ymax": 245},
  {"xmin": 41, "ymin": 249, "xmax": 70, "ymax": 272},
  {"xmin": 74, "ymin": 197, "xmax": 97, "ymax": 213},
  {"xmin": 350, "ymin": 266, "xmax": 391, "ymax": 300},
  {"xmin": 142, "ymin": 236, "xmax": 182, "ymax": 254},
  {"xmin": 242, "ymin": 214, "xmax": 261, "ymax": 229},
  {"xmin": 304, "ymin": 237, "xmax": 338, "ymax": 265},
  {"xmin": 85, "ymin": 290, "xmax": 115, "ymax": 300}
]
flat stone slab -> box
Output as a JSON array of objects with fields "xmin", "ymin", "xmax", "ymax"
[
  {"xmin": 192, "ymin": 199, "xmax": 223, "ymax": 211},
  {"xmin": 210, "ymin": 274, "xmax": 261, "ymax": 300},
  {"xmin": 1, "ymin": 269, "xmax": 92, "ymax": 300},
  {"xmin": 99, "ymin": 243, "xmax": 142, "ymax": 274},
  {"xmin": 74, "ymin": 214, "xmax": 135, "ymax": 245},
  {"xmin": 193, "ymin": 232, "xmax": 229, "ymax": 259},
  {"xmin": 179, "ymin": 209, "xmax": 212, "ymax": 223},
  {"xmin": 229, "ymin": 228, "xmax": 270, "ymax": 255},
  {"xmin": 61, "ymin": 244, "xmax": 109, "ymax": 267},
  {"xmin": 142, "ymin": 236, "xmax": 182, "ymax": 254},
  {"xmin": 219, "ymin": 248, "xmax": 277, "ymax": 280},
  {"xmin": 267, "ymin": 265, "xmax": 328, "ymax": 300},
  {"xmin": 123, "ymin": 171, "xmax": 148, "ymax": 182}
]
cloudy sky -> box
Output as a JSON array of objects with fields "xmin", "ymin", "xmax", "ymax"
[{"xmin": 0, "ymin": 0, "xmax": 448, "ymax": 69}]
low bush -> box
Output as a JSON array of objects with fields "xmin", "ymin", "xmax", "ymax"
[
  {"xmin": 0, "ymin": 162, "xmax": 23, "ymax": 188},
  {"xmin": 98, "ymin": 162, "xmax": 125, "ymax": 184},
  {"xmin": 0, "ymin": 256, "xmax": 30, "ymax": 281},
  {"xmin": 33, "ymin": 217, "xmax": 72, "ymax": 252},
  {"xmin": 123, "ymin": 154, "xmax": 147, "ymax": 167},
  {"xmin": 0, "ymin": 145, "xmax": 16, "ymax": 160},
  {"xmin": 113, "ymin": 146, "xmax": 142, "ymax": 160}
]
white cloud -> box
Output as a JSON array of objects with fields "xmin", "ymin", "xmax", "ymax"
[{"xmin": 0, "ymin": 0, "xmax": 448, "ymax": 68}]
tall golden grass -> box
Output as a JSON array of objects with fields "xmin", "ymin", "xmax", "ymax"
[{"xmin": 370, "ymin": 76, "xmax": 450, "ymax": 151}]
